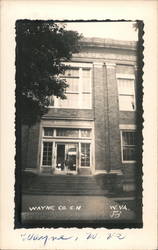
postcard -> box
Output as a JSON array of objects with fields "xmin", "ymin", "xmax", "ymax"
[
  {"xmin": 15, "ymin": 20, "xmax": 142, "ymax": 229},
  {"xmin": 0, "ymin": 1, "xmax": 157, "ymax": 250}
]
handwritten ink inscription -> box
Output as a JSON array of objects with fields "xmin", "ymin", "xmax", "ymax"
[{"xmin": 21, "ymin": 232, "xmax": 126, "ymax": 246}]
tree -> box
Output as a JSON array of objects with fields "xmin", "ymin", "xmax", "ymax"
[{"xmin": 16, "ymin": 20, "xmax": 82, "ymax": 125}]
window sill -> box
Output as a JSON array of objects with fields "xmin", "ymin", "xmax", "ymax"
[
  {"xmin": 122, "ymin": 161, "xmax": 136, "ymax": 164},
  {"xmin": 80, "ymin": 166, "xmax": 91, "ymax": 168},
  {"xmin": 119, "ymin": 109, "xmax": 136, "ymax": 112}
]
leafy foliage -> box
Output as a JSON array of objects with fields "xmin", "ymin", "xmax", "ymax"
[{"xmin": 16, "ymin": 20, "xmax": 82, "ymax": 125}]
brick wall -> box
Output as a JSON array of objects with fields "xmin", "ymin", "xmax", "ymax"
[
  {"xmin": 93, "ymin": 64, "xmax": 107, "ymax": 171},
  {"xmin": 44, "ymin": 108, "xmax": 93, "ymax": 120},
  {"xmin": 21, "ymin": 125, "xmax": 29, "ymax": 169},
  {"xmin": 23, "ymin": 122, "xmax": 40, "ymax": 169},
  {"xmin": 122, "ymin": 163, "xmax": 136, "ymax": 178},
  {"xmin": 106, "ymin": 64, "xmax": 122, "ymax": 171},
  {"xmin": 120, "ymin": 111, "xmax": 136, "ymax": 124},
  {"xmin": 116, "ymin": 64, "xmax": 135, "ymax": 74}
]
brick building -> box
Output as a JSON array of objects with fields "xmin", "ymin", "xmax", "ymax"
[{"xmin": 22, "ymin": 37, "xmax": 138, "ymax": 192}]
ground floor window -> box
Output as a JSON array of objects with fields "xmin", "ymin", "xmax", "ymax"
[
  {"xmin": 42, "ymin": 142, "xmax": 53, "ymax": 166},
  {"xmin": 41, "ymin": 127, "xmax": 92, "ymax": 173},
  {"xmin": 121, "ymin": 130, "xmax": 136, "ymax": 162},
  {"xmin": 81, "ymin": 143, "xmax": 90, "ymax": 166}
]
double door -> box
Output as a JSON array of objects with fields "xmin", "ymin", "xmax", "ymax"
[
  {"xmin": 55, "ymin": 143, "xmax": 78, "ymax": 174},
  {"xmin": 41, "ymin": 140, "xmax": 91, "ymax": 174}
]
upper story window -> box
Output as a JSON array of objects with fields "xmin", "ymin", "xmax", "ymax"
[
  {"xmin": 117, "ymin": 74, "xmax": 136, "ymax": 111},
  {"xmin": 49, "ymin": 63, "xmax": 92, "ymax": 109}
]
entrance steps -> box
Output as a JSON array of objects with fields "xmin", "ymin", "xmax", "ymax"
[{"xmin": 22, "ymin": 175, "xmax": 108, "ymax": 196}]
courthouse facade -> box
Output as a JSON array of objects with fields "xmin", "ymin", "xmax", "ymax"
[{"xmin": 22, "ymin": 37, "xmax": 138, "ymax": 191}]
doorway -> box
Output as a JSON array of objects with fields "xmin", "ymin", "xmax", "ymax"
[{"xmin": 55, "ymin": 143, "xmax": 78, "ymax": 174}]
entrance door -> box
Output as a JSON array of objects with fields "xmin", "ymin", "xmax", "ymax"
[
  {"xmin": 56, "ymin": 144, "xmax": 65, "ymax": 172},
  {"xmin": 55, "ymin": 143, "xmax": 78, "ymax": 174}
]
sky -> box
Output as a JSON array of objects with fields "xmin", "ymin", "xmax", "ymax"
[{"xmin": 64, "ymin": 21, "xmax": 138, "ymax": 41}]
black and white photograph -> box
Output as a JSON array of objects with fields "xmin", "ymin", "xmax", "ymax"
[
  {"xmin": 0, "ymin": 1, "xmax": 157, "ymax": 249},
  {"xmin": 15, "ymin": 20, "xmax": 143, "ymax": 228}
]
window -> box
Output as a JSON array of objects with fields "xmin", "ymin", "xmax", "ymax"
[
  {"xmin": 49, "ymin": 64, "xmax": 92, "ymax": 109},
  {"xmin": 56, "ymin": 128, "xmax": 79, "ymax": 137},
  {"xmin": 117, "ymin": 78, "xmax": 135, "ymax": 111},
  {"xmin": 43, "ymin": 127, "xmax": 91, "ymax": 138},
  {"xmin": 81, "ymin": 129, "xmax": 91, "ymax": 137},
  {"xmin": 44, "ymin": 127, "xmax": 54, "ymax": 137},
  {"xmin": 41, "ymin": 127, "xmax": 92, "ymax": 168},
  {"xmin": 81, "ymin": 143, "xmax": 90, "ymax": 167},
  {"xmin": 82, "ymin": 69, "xmax": 91, "ymax": 108},
  {"xmin": 42, "ymin": 142, "xmax": 53, "ymax": 166},
  {"xmin": 121, "ymin": 131, "xmax": 136, "ymax": 162}
]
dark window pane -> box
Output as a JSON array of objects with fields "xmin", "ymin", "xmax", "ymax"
[
  {"xmin": 123, "ymin": 146, "xmax": 136, "ymax": 161},
  {"xmin": 56, "ymin": 128, "xmax": 79, "ymax": 137},
  {"xmin": 122, "ymin": 131, "xmax": 136, "ymax": 161},
  {"xmin": 122, "ymin": 132, "xmax": 136, "ymax": 146},
  {"xmin": 42, "ymin": 142, "xmax": 53, "ymax": 166},
  {"xmin": 44, "ymin": 128, "xmax": 54, "ymax": 136}
]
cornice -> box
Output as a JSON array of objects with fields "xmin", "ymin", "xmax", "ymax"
[{"xmin": 80, "ymin": 37, "xmax": 137, "ymax": 51}]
